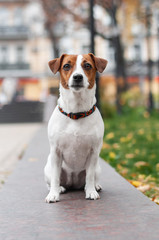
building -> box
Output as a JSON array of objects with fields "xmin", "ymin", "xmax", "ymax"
[{"xmin": 0, "ymin": 0, "xmax": 53, "ymax": 102}]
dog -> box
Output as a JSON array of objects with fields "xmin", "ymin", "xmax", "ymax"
[{"xmin": 44, "ymin": 53, "xmax": 108, "ymax": 203}]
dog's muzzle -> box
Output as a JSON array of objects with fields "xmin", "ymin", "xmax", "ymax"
[{"xmin": 71, "ymin": 74, "xmax": 84, "ymax": 90}]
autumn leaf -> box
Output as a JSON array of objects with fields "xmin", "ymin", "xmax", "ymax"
[
  {"xmin": 120, "ymin": 137, "xmax": 127, "ymax": 143},
  {"xmin": 113, "ymin": 143, "xmax": 120, "ymax": 149},
  {"xmin": 137, "ymin": 129, "xmax": 144, "ymax": 135},
  {"xmin": 127, "ymin": 132, "xmax": 133, "ymax": 140},
  {"xmin": 125, "ymin": 153, "xmax": 135, "ymax": 159},
  {"xmin": 135, "ymin": 161, "xmax": 149, "ymax": 168},
  {"xmin": 102, "ymin": 142, "xmax": 111, "ymax": 149},
  {"xmin": 106, "ymin": 132, "xmax": 114, "ymax": 140},
  {"xmin": 138, "ymin": 174, "xmax": 146, "ymax": 180},
  {"xmin": 137, "ymin": 184, "xmax": 150, "ymax": 192},
  {"xmin": 150, "ymin": 197, "xmax": 159, "ymax": 205},
  {"xmin": 109, "ymin": 152, "xmax": 116, "ymax": 159},
  {"xmin": 117, "ymin": 164, "xmax": 122, "ymax": 170},
  {"xmin": 128, "ymin": 180, "xmax": 141, "ymax": 187},
  {"xmin": 143, "ymin": 111, "xmax": 150, "ymax": 118},
  {"xmin": 119, "ymin": 168, "xmax": 128, "ymax": 176}
]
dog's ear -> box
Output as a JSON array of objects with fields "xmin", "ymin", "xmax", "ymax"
[
  {"xmin": 48, "ymin": 54, "xmax": 67, "ymax": 74},
  {"xmin": 88, "ymin": 53, "xmax": 108, "ymax": 73}
]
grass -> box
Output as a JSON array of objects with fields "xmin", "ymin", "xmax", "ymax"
[{"xmin": 100, "ymin": 106, "xmax": 159, "ymax": 204}]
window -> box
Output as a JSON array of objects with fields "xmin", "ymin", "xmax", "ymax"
[
  {"xmin": 0, "ymin": 7, "xmax": 9, "ymax": 25},
  {"xmin": 134, "ymin": 44, "xmax": 141, "ymax": 61},
  {"xmin": 14, "ymin": 8, "xmax": 23, "ymax": 25},
  {"xmin": 16, "ymin": 46, "xmax": 24, "ymax": 63},
  {"xmin": 0, "ymin": 46, "xmax": 8, "ymax": 63}
]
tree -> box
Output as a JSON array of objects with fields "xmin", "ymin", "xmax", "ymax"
[
  {"xmin": 40, "ymin": 0, "xmax": 87, "ymax": 58},
  {"xmin": 94, "ymin": 0, "xmax": 127, "ymax": 113}
]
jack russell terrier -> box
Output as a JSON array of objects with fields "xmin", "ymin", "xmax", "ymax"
[{"xmin": 44, "ymin": 53, "xmax": 108, "ymax": 203}]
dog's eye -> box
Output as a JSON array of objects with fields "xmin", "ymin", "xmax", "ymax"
[
  {"xmin": 84, "ymin": 63, "xmax": 92, "ymax": 70},
  {"xmin": 63, "ymin": 64, "xmax": 71, "ymax": 71}
]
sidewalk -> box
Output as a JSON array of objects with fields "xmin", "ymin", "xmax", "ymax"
[
  {"xmin": 0, "ymin": 123, "xmax": 42, "ymax": 187},
  {"xmin": 0, "ymin": 126, "xmax": 159, "ymax": 240}
]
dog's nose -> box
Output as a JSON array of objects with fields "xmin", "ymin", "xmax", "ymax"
[{"xmin": 73, "ymin": 74, "xmax": 83, "ymax": 83}]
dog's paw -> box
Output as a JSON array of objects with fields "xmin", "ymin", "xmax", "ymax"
[
  {"xmin": 85, "ymin": 190, "xmax": 100, "ymax": 200},
  {"xmin": 59, "ymin": 186, "xmax": 66, "ymax": 194},
  {"xmin": 45, "ymin": 192, "xmax": 60, "ymax": 203},
  {"xmin": 95, "ymin": 184, "xmax": 102, "ymax": 192}
]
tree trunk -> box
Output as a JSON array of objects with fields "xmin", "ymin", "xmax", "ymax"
[
  {"xmin": 111, "ymin": 3, "xmax": 127, "ymax": 114},
  {"xmin": 52, "ymin": 36, "xmax": 59, "ymax": 59}
]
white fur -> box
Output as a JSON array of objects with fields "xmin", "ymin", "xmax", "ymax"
[{"xmin": 44, "ymin": 55, "xmax": 104, "ymax": 203}]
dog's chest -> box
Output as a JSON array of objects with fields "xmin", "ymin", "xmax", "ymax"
[
  {"xmin": 48, "ymin": 107, "xmax": 104, "ymax": 171},
  {"xmin": 59, "ymin": 132, "xmax": 94, "ymax": 170}
]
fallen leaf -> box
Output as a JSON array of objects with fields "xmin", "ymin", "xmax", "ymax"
[
  {"xmin": 130, "ymin": 173, "xmax": 137, "ymax": 177},
  {"xmin": 120, "ymin": 137, "xmax": 127, "ymax": 143},
  {"xmin": 113, "ymin": 143, "xmax": 120, "ymax": 149},
  {"xmin": 102, "ymin": 142, "xmax": 111, "ymax": 149},
  {"xmin": 109, "ymin": 152, "xmax": 116, "ymax": 159},
  {"xmin": 119, "ymin": 168, "xmax": 128, "ymax": 176},
  {"xmin": 145, "ymin": 175, "xmax": 156, "ymax": 182},
  {"xmin": 121, "ymin": 160, "xmax": 128, "ymax": 165},
  {"xmin": 138, "ymin": 129, "xmax": 144, "ymax": 135},
  {"xmin": 127, "ymin": 132, "xmax": 133, "ymax": 140},
  {"xmin": 143, "ymin": 111, "xmax": 150, "ymax": 118},
  {"xmin": 106, "ymin": 132, "xmax": 114, "ymax": 140},
  {"xmin": 125, "ymin": 153, "xmax": 135, "ymax": 159},
  {"xmin": 117, "ymin": 164, "xmax": 122, "ymax": 170},
  {"xmin": 151, "ymin": 197, "xmax": 159, "ymax": 205},
  {"xmin": 129, "ymin": 180, "xmax": 142, "ymax": 187},
  {"xmin": 135, "ymin": 161, "xmax": 149, "ymax": 168},
  {"xmin": 137, "ymin": 184, "xmax": 150, "ymax": 192},
  {"xmin": 138, "ymin": 174, "xmax": 146, "ymax": 180},
  {"xmin": 154, "ymin": 199, "xmax": 159, "ymax": 205}
]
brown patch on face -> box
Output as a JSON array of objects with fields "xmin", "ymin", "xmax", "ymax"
[
  {"xmin": 82, "ymin": 54, "xmax": 97, "ymax": 89},
  {"xmin": 59, "ymin": 55, "xmax": 78, "ymax": 89}
]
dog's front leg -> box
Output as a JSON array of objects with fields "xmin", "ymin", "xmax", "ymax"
[
  {"xmin": 45, "ymin": 148, "xmax": 62, "ymax": 203},
  {"xmin": 85, "ymin": 151, "xmax": 100, "ymax": 200}
]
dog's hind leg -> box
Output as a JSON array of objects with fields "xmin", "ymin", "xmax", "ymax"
[{"xmin": 59, "ymin": 186, "xmax": 66, "ymax": 194}]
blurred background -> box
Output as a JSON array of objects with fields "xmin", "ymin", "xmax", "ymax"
[
  {"xmin": 0, "ymin": 0, "xmax": 159, "ymax": 203},
  {"xmin": 0, "ymin": 0, "xmax": 159, "ymax": 120}
]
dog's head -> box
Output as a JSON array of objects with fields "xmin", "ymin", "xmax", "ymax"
[{"xmin": 48, "ymin": 53, "xmax": 108, "ymax": 92}]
